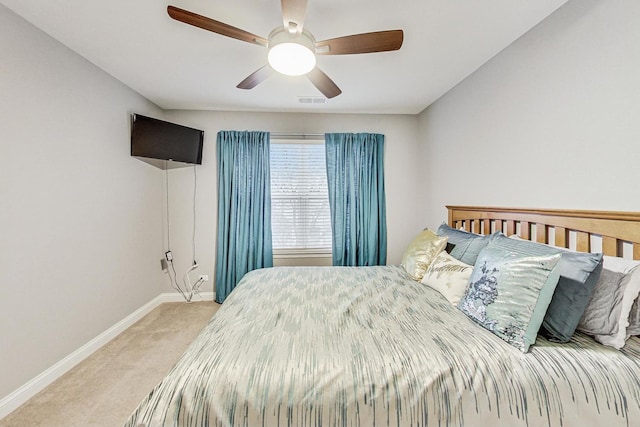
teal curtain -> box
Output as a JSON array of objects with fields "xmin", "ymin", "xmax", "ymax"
[
  {"xmin": 215, "ymin": 131, "xmax": 273, "ymax": 303},
  {"xmin": 325, "ymin": 133, "xmax": 387, "ymax": 266}
]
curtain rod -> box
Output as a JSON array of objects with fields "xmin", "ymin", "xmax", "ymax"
[{"xmin": 270, "ymin": 132, "xmax": 324, "ymax": 140}]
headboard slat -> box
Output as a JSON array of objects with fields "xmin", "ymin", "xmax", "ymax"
[
  {"xmin": 555, "ymin": 227, "xmax": 568, "ymax": 248},
  {"xmin": 602, "ymin": 236, "xmax": 619, "ymax": 257},
  {"xmin": 536, "ymin": 224, "xmax": 548, "ymax": 244},
  {"xmin": 576, "ymin": 232, "xmax": 590, "ymax": 253}
]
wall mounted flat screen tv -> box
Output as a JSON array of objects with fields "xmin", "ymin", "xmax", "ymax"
[{"xmin": 131, "ymin": 114, "xmax": 204, "ymax": 169}]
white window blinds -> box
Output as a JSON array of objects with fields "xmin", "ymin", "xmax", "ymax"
[{"xmin": 270, "ymin": 142, "xmax": 332, "ymax": 251}]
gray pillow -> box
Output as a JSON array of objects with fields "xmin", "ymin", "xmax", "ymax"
[
  {"xmin": 629, "ymin": 297, "xmax": 640, "ymax": 335},
  {"xmin": 436, "ymin": 223, "xmax": 491, "ymax": 265},
  {"xmin": 458, "ymin": 246, "xmax": 562, "ymax": 353},
  {"xmin": 591, "ymin": 256, "xmax": 640, "ymax": 348},
  {"xmin": 488, "ymin": 233, "xmax": 603, "ymax": 343},
  {"xmin": 577, "ymin": 269, "xmax": 627, "ymax": 336}
]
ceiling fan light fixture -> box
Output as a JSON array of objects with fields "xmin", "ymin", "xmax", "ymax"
[{"xmin": 267, "ymin": 28, "xmax": 316, "ymax": 76}]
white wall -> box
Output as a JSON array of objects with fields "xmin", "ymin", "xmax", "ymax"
[
  {"xmin": 162, "ymin": 110, "xmax": 423, "ymax": 295},
  {"xmin": 417, "ymin": 0, "xmax": 640, "ymax": 229},
  {"xmin": 0, "ymin": 6, "xmax": 165, "ymax": 399}
]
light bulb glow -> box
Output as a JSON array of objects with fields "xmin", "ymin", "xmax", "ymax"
[
  {"xmin": 267, "ymin": 27, "xmax": 317, "ymax": 77},
  {"xmin": 268, "ymin": 42, "xmax": 316, "ymax": 76}
]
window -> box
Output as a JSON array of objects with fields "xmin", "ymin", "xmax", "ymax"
[{"xmin": 270, "ymin": 141, "xmax": 332, "ymax": 253}]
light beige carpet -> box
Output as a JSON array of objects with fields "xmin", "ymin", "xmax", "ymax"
[{"xmin": 0, "ymin": 301, "xmax": 219, "ymax": 427}]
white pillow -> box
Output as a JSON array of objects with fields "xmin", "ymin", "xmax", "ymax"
[
  {"xmin": 421, "ymin": 251, "xmax": 472, "ymax": 305},
  {"xmin": 593, "ymin": 256, "xmax": 640, "ymax": 349}
]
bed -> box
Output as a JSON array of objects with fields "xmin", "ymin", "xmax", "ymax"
[{"xmin": 125, "ymin": 206, "xmax": 640, "ymax": 427}]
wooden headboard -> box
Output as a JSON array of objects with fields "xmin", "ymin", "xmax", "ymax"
[{"xmin": 447, "ymin": 206, "xmax": 640, "ymax": 260}]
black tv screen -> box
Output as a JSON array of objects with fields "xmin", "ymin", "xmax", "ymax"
[{"xmin": 131, "ymin": 114, "xmax": 204, "ymax": 166}]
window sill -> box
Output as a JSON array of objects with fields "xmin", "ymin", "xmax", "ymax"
[{"xmin": 273, "ymin": 249, "xmax": 332, "ymax": 259}]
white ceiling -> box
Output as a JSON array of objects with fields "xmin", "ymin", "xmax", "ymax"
[{"xmin": 1, "ymin": 0, "xmax": 568, "ymax": 114}]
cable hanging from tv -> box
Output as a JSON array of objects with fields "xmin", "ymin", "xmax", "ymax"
[{"xmin": 163, "ymin": 164, "xmax": 204, "ymax": 303}]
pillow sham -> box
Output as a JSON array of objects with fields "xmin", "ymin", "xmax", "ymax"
[
  {"xmin": 489, "ymin": 233, "xmax": 603, "ymax": 343},
  {"xmin": 577, "ymin": 268, "xmax": 627, "ymax": 336},
  {"xmin": 401, "ymin": 229, "xmax": 448, "ymax": 281},
  {"xmin": 436, "ymin": 223, "xmax": 491, "ymax": 265},
  {"xmin": 421, "ymin": 251, "xmax": 473, "ymax": 305},
  {"xmin": 629, "ymin": 297, "xmax": 640, "ymax": 336},
  {"xmin": 592, "ymin": 256, "xmax": 640, "ymax": 349},
  {"xmin": 457, "ymin": 246, "xmax": 562, "ymax": 353}
]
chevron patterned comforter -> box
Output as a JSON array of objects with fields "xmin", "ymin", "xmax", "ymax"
[{"xmin": 125, "ymin": 266, "xmax": 640, "ymax": 427}]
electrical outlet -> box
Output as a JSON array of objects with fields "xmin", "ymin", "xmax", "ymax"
[
  {"xmin": 199, "ymin": 275, "xmax": 209, "ymax": 282},
  {"xmin": 165, "ymin": 251, "xmax": 173, "ymax": 261}
]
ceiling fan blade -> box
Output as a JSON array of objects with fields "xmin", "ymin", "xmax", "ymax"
[
  {"xmin": 316, "ymin": 30, "xmax": 403, "ymax": 55},
  {"xmin": 237, "ymin": 65, "xmax": 273, "ymax": 90},
  {"xmin": 307, "ymin": 67, "xmax": 342, "ymax": 99},
  {"xmin": 167, "ymin": 5, "xmax": 267, "ymax": 46},
  {"xmin": 281, "ymin": 0, "xmax": 308, "ymax": 34}
]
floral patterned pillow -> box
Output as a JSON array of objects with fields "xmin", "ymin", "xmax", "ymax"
[
  {"xmin": 422, "ymin": 251, "xmax": 473, "ymax": 305},
  {"xmin": 458, "ymin": 246, "xmax": 562, "ymax": 353}
]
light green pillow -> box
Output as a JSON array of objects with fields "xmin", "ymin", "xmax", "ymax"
[
  {"xmin": 458, "ymin": 246, "xmax": 562, "ymax": 352},
  {"xmin": 401, "ymin": 229, "xmax": 448, "ymax": 281},
  {"xmin": 491, "ymin": 233, "xmax": 603, "ymax": 342}
]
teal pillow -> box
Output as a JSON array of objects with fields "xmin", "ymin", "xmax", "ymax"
[
  {"xmin": 436, "ymin": 223, "xmax": 492, "ymax": 265},
  {"xmin": 488, "ymin": 233, "xmax": 603, "ymax": 342},
  {"xmin": 458, "ymin": 246, "xmax": 562, "ymax": 352}
]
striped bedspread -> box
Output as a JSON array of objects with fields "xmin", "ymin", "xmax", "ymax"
[{"xmin": 125, "ymin": 266, "xmax": 640, "ymax": 427}]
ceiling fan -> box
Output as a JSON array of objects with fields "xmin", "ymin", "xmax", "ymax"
[{"xmin": 167, "ymin": 0, "xmax": 404, "ymax": 99}]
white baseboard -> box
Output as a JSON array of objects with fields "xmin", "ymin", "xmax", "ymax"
[
  {"xmin": 159, "ymin": 291, "xmax": 214, "ymax": 303},
  {"xmin": 0, "ymin": 291, "xmax": 214, "ymax": 420}
]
